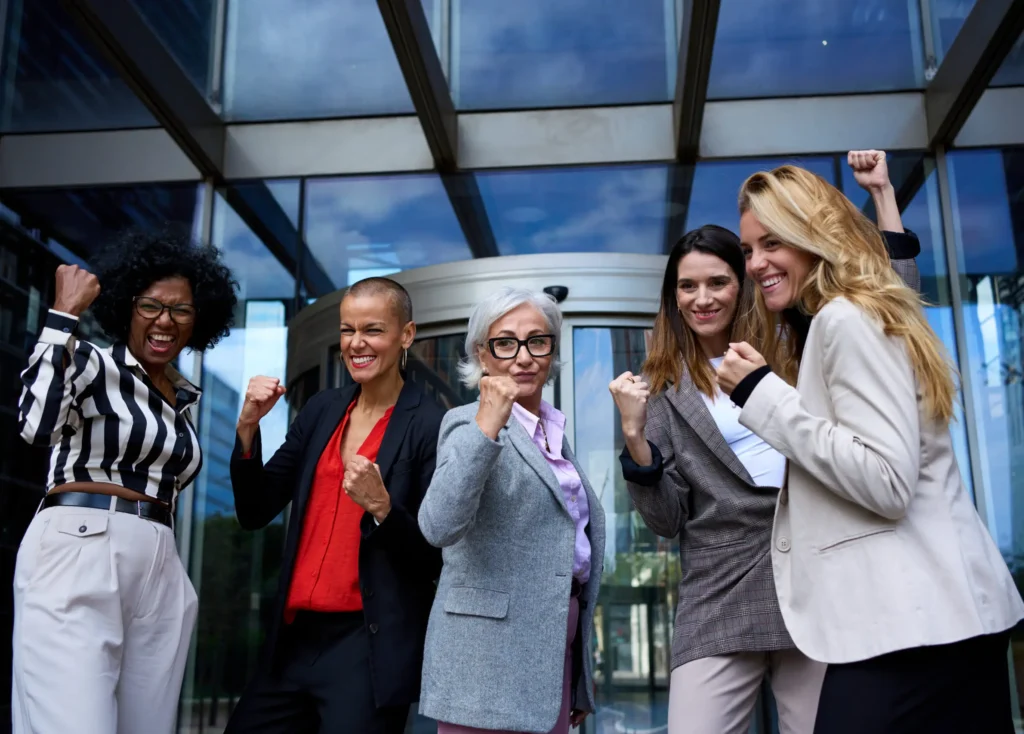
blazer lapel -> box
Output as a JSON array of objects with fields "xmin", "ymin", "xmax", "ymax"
[
  {"xmin": 666, "ymin": 375, "xmax": 754, "ymax": 485},
  {"xmin": 295, "ymin": 386, "xmax": 357, "ymax": 518},
  {"xmin": 375, "ymin": 380, "xmax": 421, "ymax": 481},
  {"xmin": 504, "ymin": 418, "xmax": 568, "ymax": 513}
]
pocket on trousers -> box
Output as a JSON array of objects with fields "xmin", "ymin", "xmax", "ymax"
[
  {"xmin": 443, "ymin": 586, "xmax": 510, "ymax": 619},
  {"xmin": 54, "ymin": 514, "xmax": 109, "ymax": 538}
]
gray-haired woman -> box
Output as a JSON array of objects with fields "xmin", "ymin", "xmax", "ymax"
[{"xmin": 418, "ymin": 287, "xmax": 606, "ymax": 734}]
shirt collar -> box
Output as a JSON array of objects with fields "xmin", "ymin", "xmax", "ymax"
[
  {"xmin": 110, "ymin": 343, "xmax": 202, "ymax": 405},
  {"xmin": 510, "ymin": 400, "xmax": 566, "ymax": 454}
]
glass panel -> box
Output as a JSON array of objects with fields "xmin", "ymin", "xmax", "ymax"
[
  {"xmin": 476, "ymin": 165, "xmax": 670, "ymax": 255},
  {"xmin": 0, "ymin": 186, "xmax": 202, "ymax": 724},
  {"xmin": 0, "ymin": 0, "xmax": 156, "ymax": 132},
  {"xmin": 409, "ymin": 333, "xmax": 477, "ymax": 409},
  {"xmin": 947, "ymin": 147, "xmax": 1024, "ymax": 719},
  {"xmin": 708, "ymin": 0, "xmax": 925, "ymax": 98},
  {"xmin": 685, "ymin": 157, "xmax": 837, "ymax": 235},
  {"xmin": 222, "ymin": 0, "xmax": 414, "ymax": 121},
  {"xmin": 572, "ymin": 326, "xmax": 679, "ymax": 733},
  {"xmin": 178, "ymin": 184, "xmax": 299, "ymax": 729},
  {"xmin": 451, "ymin": 0, "xmax": 675, "ymax": 109},
  {"xmin": 131, "ymin": 0, "xmax": 217, "ymax": 95},
  {"xmin": 992, "ymin": 31, "xmax": 1024, "ymax": 88},
  {"xmin": 302, "ymin": 174, "xmax": 472, "ymax": 295},
  {"xmin": 929, "ymin": 0, "xmax": 978, "ymax": 66}
]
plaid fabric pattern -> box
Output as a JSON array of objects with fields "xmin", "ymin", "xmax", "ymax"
[{"xmin": 626, "ymin": 377, "xmax": 793, "ymax": 669}]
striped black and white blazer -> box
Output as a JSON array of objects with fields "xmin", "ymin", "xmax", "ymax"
[{"xmin": 18, "ymin": 309, "xmax": 203, "ymax": 505}]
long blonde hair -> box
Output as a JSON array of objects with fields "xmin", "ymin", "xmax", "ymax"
[
  {"xmin": 643, "ymin": 225, "xmax": 763, "ymax": 396},
  {"xmin": 738, "ymin": 165, "xmax": 956, "ymax": 423}
]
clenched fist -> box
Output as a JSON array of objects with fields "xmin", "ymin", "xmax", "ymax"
[
  {"xmin": 608, "ymin": 371, "xmax": 650, "ymax": 439},
  {"xmin": 848, "ymin": 150, "xmax": 890, "ymax": 193},
  {"xmin": 475, "ymin": 374, "xmax": 519, "ymax": 440},
  {"xmin": 238, "ymin": 376, "xmax": 287, "ymax": 428},
  {"xmin": 53, "ymin": 264, "xmax": 101, "ymax": 317},
  {"xmin": 343, "ymin": 455, "xmax": 391, "ymax": 522},
  {"xmin": 715, "ymin": 342, "xmax": 767, "ymax": 396}
]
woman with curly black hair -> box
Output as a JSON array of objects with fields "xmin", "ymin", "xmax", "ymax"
[{"xmin": 14, "ymin": 228, "xmax": 237, "ymax": 734}]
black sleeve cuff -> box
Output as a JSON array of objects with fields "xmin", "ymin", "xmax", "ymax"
[
  {"xmin": 730, "ymin": 365, "xmax": 773, "ymax": 408},
  {"xmin": 233, "ymin": 427, "xmax": 262, "ymax": 461},
  {"xmin": 619, "ymin": 440, "xmax": 665, "ymax": 486},
  {"xmin": 882, "ymin": 229, "xmax": 920, "ymax": 260},
  {"xmin": 44, "ymin": 310, "xmax": 80, "ymax": 335}
]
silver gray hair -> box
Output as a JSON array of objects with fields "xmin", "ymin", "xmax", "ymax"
[{"xmin": 458, "ymin": 287, "xmax": 563, "ymax": 390}]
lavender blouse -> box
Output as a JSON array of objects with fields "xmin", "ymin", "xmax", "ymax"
[{"xmin": 511, "ymin": 401, "xmax": 591, "ymax": 583}]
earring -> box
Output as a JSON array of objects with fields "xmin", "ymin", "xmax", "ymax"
[{"xmin": 401, "ymin": 348, "xmax": 408, "ymax": 371}]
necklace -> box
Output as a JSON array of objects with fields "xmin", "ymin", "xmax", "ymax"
[{"xmin": 537, "ymin": 418, "xmax": 551, "ymax": 453}]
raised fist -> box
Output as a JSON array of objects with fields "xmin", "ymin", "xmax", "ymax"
[
  {"xmin": 53, "ymin": 264, "xmax": 101, "ymax": 317},
  {"xmin": 848, "ymin": 150, "xmax": 890, "ymax": 193},
  {"xmin": 608, "ymin": 371, "xmax": 650, "ymax": 437},
  {"xmin": 475, "ymin": 374, "xmax": 519, "ymax": 440},
  {"xmin": 237, "ymin": 376, "xmax": 286, "ymax": 428}
]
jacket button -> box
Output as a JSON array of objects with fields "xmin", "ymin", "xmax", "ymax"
[
  {"xmin": 79, "ymin": 525, "xmax": 87, "ymax": 533},
  {"xmin": 368, "ymin": 623, "xmax": 379, "ymax": 634},
  {"xmin": 776, "ymin": 537, "xmax": 791, "ymax": 552}
]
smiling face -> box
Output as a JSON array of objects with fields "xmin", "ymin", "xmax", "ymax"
[
  {"xmin": 127, "ymin": 277, "xmax": 194, "ymax": 372},
  {"xmin": 675, "ymin": 251, "xmax": 740, "ymax": 353},
  {"xmin": 339, "ymin": 292, "xmax": 414, "ymax": 384},
  {"xmin": 740, "ymin": 209, "xmax": 816, "ymax": 312},
  {"xmin": 478, "ymin": 303, "xmax": 554, "ymax": 402}
]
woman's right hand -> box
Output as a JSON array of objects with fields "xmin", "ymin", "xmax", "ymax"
[
  {"xmin": 53, "ymin": 264, "xmax": 101, "ymax": 317},
  {"xmin": 475, "ymin": 374, "xmax": 518, "ymax": 440},
  {"xmin": 609, "ymin": 371, "xmax": 649, "ymax": 438},
  {"xmin": 238, "ymin": 376, "xmax": 286, "ymax": 429}
]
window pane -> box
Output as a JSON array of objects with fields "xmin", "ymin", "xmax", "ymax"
[
  {"xmin": 222, "ymin": 0, "xmax": 414, "ymax": 121},
  {"xmin": 0, "ymin": 0, "xmax": 155, "ymax": 132},
  {"xmin": 452, "ymin": 0, "xmax": 675, "ymax": 109},
  {"xmin": 178, "ymin": 183, "xmax": 299, "ymax": 729},
  {"xmin": 929, "ymin": 0, "xmax": 978, "ymax": 66},
  {"xmin": 992, "ymin": 31, "xmax": 1024, "ymax": 88},
  {"xmin": 947, "ymin": 147, "xmax": 1024, "ymax": 715},
  {"xmin": 131, "ymin": 0, "xmax": 217, "ymax": 95},
  {"xmin": 302, "ymin": 174, "xmax": 472, "ymax": 294},
  {"xmin": 709, "ymin": 0, "xmax": 925, "ymax": 98},
  {"xmin": 476, "ymin": 165, "xmax": 670, "ymax": 255}
]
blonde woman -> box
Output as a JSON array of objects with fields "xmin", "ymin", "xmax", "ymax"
[{"xmin": 715, "ymin": 163, "xmax": 1024, "ymax": 733}]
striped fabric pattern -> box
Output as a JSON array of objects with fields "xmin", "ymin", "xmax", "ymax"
[{"xmin": 18, "ymin": 310, "xmax": 203, "ymax": 505}]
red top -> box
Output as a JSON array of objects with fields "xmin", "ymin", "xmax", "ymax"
[{"xmin": 284, "ymin": 400, "xmax": 393, "ymax": 621}]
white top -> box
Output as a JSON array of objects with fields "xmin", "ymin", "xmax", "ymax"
[{"xmin": 704, "ymin": 357, "xmax": 786, "ymax": 488}]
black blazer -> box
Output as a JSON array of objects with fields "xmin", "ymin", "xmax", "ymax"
[{"xmin": 230, "ymin": 379, "xmax": 445, "ymax": 708}]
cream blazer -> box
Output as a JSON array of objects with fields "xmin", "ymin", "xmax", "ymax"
[{"xmin": 740, "ymin": 297, "xmax": 1024, "ymax": 664}]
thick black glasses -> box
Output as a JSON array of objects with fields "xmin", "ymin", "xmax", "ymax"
[
  {"xmin": 133, "ymin": 297, "xmax": 197, "ymax": 325},
  {"xmin": 487, "ymin": 334, "xmax": 556, "ymax": 360}
]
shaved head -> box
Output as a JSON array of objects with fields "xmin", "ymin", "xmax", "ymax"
[{"xmin": 346, "ymin": 277, "xmax": 413, "ymax": 324}]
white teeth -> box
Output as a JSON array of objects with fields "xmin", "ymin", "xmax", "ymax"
[
  {"xmin": 761, "ymin": 275, "xmax": 784, "ymax": 288},
  {"xmin": 352, "ymin": 356, "xmax": 375, "ymax": 365},
  {"xmin": 695, "ymin": 311, "xmax": 719, "ymax": 318},
  {"xmin": 149, "ymin": 334, "xmax": 174, "ymax": 342}
]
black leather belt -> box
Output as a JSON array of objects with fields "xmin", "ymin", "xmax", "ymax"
[{"xmin": 42, "ymin": 491, "xmax": 173, "ymax": 528}]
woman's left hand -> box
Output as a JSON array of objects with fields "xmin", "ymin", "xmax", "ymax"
[
  {"xmin": 343, "ymin": 455, "xmax": 391, "ymax": 522},
  {"xmin": 715, "ymin": 342, "xmax": 767, "ymax": 396},
  {"xmin": 570, "ymin": 710, "xmax": 588, "ymax": 728}
]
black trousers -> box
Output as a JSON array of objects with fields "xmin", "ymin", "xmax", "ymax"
[
  {"xmin": 225, "ymin": 611, "xmax": 409, "ymax": 734},
  {"xmin": 813, "ymin": 630, "xmax": 1014, "ymax": 734}
]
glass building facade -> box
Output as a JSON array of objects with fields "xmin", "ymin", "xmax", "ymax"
[{"xmin": 0, "ymin": 0, "xmax": 1021, "ymax": 732}]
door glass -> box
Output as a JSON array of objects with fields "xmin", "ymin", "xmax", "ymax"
[{"xmin": 572, "ymin": 326, "xmax": 774, "ymax": 734}]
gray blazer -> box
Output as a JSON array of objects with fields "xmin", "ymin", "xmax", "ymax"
[
  {"xmin": 418, "ymin": 402, "xmax": 605, "ymax": 734},
  {"xmin": 622, "ymin": 378, "xmax": 792, "ymax": 670}
]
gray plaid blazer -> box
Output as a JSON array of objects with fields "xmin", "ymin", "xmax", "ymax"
[{"xmin": 622, "ymin": 233, "xmax": 921, "ymax": 670}]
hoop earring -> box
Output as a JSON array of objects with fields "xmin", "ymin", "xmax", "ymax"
[{"xmin": 401, "ymin": 348, "xmax": 408, "ymax": 371}]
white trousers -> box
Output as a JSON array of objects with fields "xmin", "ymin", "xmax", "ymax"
[
  {"xmin": 668, "ymin": 649, "xmax": 826, "ymax": 734},
  {"xmin": 12, "ymin": 504, "xmax": 198, "ymax": 734}
]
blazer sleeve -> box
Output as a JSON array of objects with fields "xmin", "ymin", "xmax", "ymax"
[
  {"xmin": 230, "ymin": 392, "xmax": 329, "ymax": 530},
  {"xmin": 738, "ymin": 304, "xmax": 920, "ymax": 520},
  {"xmin": 883, "ymin": 229, "xmax": 921, "ymax": 294},
  {"xmin": 418, "ymin": 407, "xmax": 504, "ymax": 548},
  {"xmin": 619, "ymin": 404, "xmax": 690, "ymax": 539},
  {"xmin": 361, "ymin": 410, "xmax": 445, "ymax": 580}
]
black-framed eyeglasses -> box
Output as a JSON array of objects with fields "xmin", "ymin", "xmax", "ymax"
[
  {"xmin": 133, "ymin": 297, "xmax": 197, "ymax": 325},
  {"xmin": 487, "ymin": 334, "xmax": 556, "ymax": 360}
]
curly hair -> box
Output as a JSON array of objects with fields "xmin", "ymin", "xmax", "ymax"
[{"xmin": 89, "ymin": 226, "xmax": 238, "ymax": 352}]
